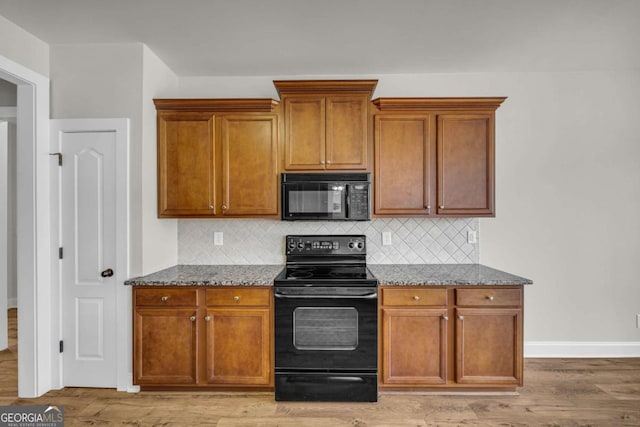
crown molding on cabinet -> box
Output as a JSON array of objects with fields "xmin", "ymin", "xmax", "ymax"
[
  {"xmin": 153, "ymin": 98, "xmax": 279, "ymax": 112},
  {"xmin": 372, "ymin": 97, "xmax": 507, "ymax": 111},
  {"xmin": 273, "ymin": 80, "xmax": 378, "ymax": 98}
]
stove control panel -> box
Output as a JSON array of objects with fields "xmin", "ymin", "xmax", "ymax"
[{"xmin": 286, "ymin": 235, "xmax": 366, "ymax": 255}]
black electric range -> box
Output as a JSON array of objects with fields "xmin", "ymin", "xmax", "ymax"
[{"xmin": 273, "ymin": 235, "xmax": 379, "ymax": 402}]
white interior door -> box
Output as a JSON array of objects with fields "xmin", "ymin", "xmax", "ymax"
[
  {"xmin": 55, "ymin": 123, "xmax": 119, "ymax": 387},
  {"xmin": 0, "ymin": 121, "xmax": 7, "ymax": 350}
]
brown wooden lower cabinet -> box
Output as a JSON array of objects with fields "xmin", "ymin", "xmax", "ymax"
[
  {"xmin": 133, "ymin": 286, "xmax": 273, "ymax": 389},
  {"xmin": 380, "ymin": 285, "xmax": 523, "ymax": 390},
  {"xmin": 205, "ymin": 308, "xmax": 271, "ymax": 385}
]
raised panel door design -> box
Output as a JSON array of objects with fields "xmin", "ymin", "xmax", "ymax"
[
  {"xmin": 437, "ymin": 114, "xmax": 494, "ymax": 216},
  {"xmin": 374, "ymin": 115, "xmax": 434, "ymax": 215},
  {"xmin": 59, "ymin": 128, "xmax": 117, "ymax": 387},
  {"xmin": 284, "ymin": 97, "xmax": 325, "ymax": 170},
  {"xmin": 158, "ymin": 112, "xmax": 216, "ymax": 216},
  {"xmin": 134, "ymin": 308, "xmax": 198, "ymax": 385},
  {"xmin": 381, "ymin": 308, "xmax": 447, "ymax": 385},
  {"xmin": 455, "ymin": 308, "xmax": 522, "ymax": 385},
  {"xmin": 206, "ymin": 308, "xmax": 271, "ymax": 385},
  {"xmin": 326, "ymin": 96, "xmax": 368, "ymax": 169},
  {"xmin": 221, "ymin": 115, "xmax": 278, "ymax": 216}
]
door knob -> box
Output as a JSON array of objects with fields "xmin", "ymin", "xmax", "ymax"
[{"xmin": 101, "ymin": 268, "xmax": 114, "ymax": 278}]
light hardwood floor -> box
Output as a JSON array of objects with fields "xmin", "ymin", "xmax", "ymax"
[{"xmin": 1, "ymin": 308, "xmax": 639, "ymax": 426}]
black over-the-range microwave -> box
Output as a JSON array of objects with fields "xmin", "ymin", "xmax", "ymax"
[{"xmin": 281, "ymin": 173, "xmax": 371, "ymax": 221}]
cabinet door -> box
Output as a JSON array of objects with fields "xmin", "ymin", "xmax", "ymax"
[
  {"xmin": 205, "ymin": 308, "xmax": 271, "ymax": 385},
  {"xmin": 455, "ymin": 308, "xmax": 522, "ymax": 385},
  {"xmin": 221, "ymin": 115, "xmax": 278, "ymax": 216},
  {"xmin": 134, "ymin": 308, "xmax": 198, "ymax": 385},
  {"xmin": 284, "ymin": 97, "xmax": 325, "ymax": 170},
  {"xmin": 326, "ymin": 96, "xmax": 368, "ymax": 170},
  {"xmin": 437, "ymin": 114, "xmax": 494, "ymax": 216},
  {"xmin": 381, "ymin": 308, "xmax": 447, "ymax": 385},
  {"xmin": 157, "ymin": 112, "xmax": 216, "ymax": 217},
  {"xmin": 374, "ymin": 115, "xmax": 435, "ymax": 215}
]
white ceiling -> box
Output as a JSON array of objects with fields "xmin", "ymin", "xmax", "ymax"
[{"xmin": 0, "ymin": 0, "xmax": 638, "ymax": 76}]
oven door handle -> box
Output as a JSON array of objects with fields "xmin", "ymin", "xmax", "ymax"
[{"xmin": 274, "ymin": 291, "xmax": 378, "ymax": 300}]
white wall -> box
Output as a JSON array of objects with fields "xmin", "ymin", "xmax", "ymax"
[
  {"xmin": 50, "ymin": 43, "xmax": 144, "ymax": 277},
  {"xmin": 0, "ymin": 79, "xmax": 17, "ymax": 105},
  {"xmin": 5, "ymin": 120, "xmax": 16, "ymax": 308},
  {"xmin": 0, "ymin": 82, "xmax": 17, "ymax": 309},
  {"xmin": 178, "ymin": 71, "xmax": 640, "ymax": 344},
  {"xmin": 0, "ymin": 14, "xmax": 49, "ymax": 77},
  {"xmin": 141, "ymin": 45, "xmax": 178, "ymax": 273}
]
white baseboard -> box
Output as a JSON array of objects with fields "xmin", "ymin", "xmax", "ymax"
[
  {"xmin": 525, "ymin": 341, "xmax": 640, "ymax": 358},
  {"xmin": 7, "ymin": 297, "xmax": 17, "ymax": 309}
]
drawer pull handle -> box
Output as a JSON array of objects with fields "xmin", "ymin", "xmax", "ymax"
[
  {"xmin": 233, "ymin": 296, "xmax": 240, "ymax": 302},
  {"xmin": 190, "ymin": 316, "xmax": 196, "ymax": 322},
  {"xmin": 412, "ymin": 295, "xmax": 420, "ymax": 301},
  {"xmin": 458, "ymin": 315, "xmax": 464, "ymax": 321},
  {"xmin": 487, "ymin": 296, "xmax": 494, "ymax": 301},
  {"xmin": 205, "ymin": 316, "xmax": 211, "ymax": 322},
  {"xmin": 161, "ymin": 296, "xmax": 169, "ymax": 302},
  {"xmin": 442, "ymin": 315, "xmax": 449, "ymax": 321}
]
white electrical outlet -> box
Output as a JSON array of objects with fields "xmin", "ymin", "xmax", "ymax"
[
  {"xmin": 382, "ymin": 232, "xmax": 392, "ymax": 246},
  {"xmin": 214, "ymin": 231, "xmax": 223, "ymax": 246},
  {"xmin": 467, "ymin": 230, "xmax": 477, "ymax": 244}
]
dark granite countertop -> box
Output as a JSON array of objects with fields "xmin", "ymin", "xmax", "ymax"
[
  {"xmin": 125, "ymin": 264, "xmax": 283, "ymax": 286},
  {"xmin": 369, "ymin": 264, "xmax": 532, "ymax": 286},
  {"xmin": 125, "ymin": 264, "xmax": 532, "ymax": 287}
]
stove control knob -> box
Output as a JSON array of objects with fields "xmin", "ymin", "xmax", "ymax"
[
  {"xmin": 348, "ymin": 241, "xmax": 356, "ymax": 249},
  {"xmin": 287, "ymin": 241, "xmax": 297, "ymax": 250},
  {"xmin": 297, "ymin": 242, "xmax": 305, "ymax": 250},
  {"xmin": 356, "ymin": 241, "xmax": 364, "ymax": 250}
]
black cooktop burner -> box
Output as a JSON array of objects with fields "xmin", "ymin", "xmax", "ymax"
[
  {"xmin": 275, "ymin": 234, "xmax": 378, "ymax": 287},
  {"xmin": 274, "ymin": 265, "xmax": 378, "ymax": 286}
]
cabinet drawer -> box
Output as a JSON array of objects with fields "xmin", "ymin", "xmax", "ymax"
[
  {"xmin": 135, "ymin": 288, "xmax": 198, "ymax": 307},
  {"xmin": 456, "ymin": 288, "xmax": 521, "ymax": 307},
  {"xmin": 206, "ymin": 288, "xmax": 270, "ymax": 307},
  {"xmin": 382, "ymin": 288, "xmax": 447, "ymax": 307}
]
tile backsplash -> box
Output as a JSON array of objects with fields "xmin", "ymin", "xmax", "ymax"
[{"xmin": 178, "ymin": 218, "xmax": 479, "ymax": 265}]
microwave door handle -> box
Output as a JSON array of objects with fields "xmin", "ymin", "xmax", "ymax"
[{"xmin": 345, "ymin": 184, "xmax": 351, "ymax": 218}]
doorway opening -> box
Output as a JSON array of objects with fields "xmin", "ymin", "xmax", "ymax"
[{"xmin": 0, "ymin": 53, "xmax": 52, "ymax": 398}]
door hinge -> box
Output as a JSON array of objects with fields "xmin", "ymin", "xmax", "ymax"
[
  {"xmin": 59, "ymin": 247, "xmax": 63, "ymax": 259},
  {"xmin": 49, "ymin": 152, "xmax": 63, "ymax": 166},
  {"xmin": 59, "ymin": 340, "xmax": 63, "ymax": 353}
]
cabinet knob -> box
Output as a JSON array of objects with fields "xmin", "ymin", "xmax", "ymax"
[
  {"xmin": 487, "ymin": 295, "xmax": 494, "ymax": 302},
  {"xmin": 439, "ymin": 205, "xmax": 445, "ymax": 209},
  {"xmin": 326, "ymin": 160, "xmax": 332, "ymax": 164},
  {"xmin": 458, "ymin": 315, "xmax": 464, "ymax": 321},
  {"xmin": 426, "ymin": 205, "xmax": 431, "ymax": 210},
  {"xmin": 320, "ymin": 160, "xmax": 325, "ymax": 165},
  {"xmin": 205, "ymin": 316, "xmax": 211, "ymax": 322},
  {"xmin": 233, "ymin": 296, "xmax": 240, "ymax": 302},
  {"xmin": 208, "ymin": 205, "xmax": 214, "ymax": 210},
  {"xmin": 412, "ymin": 295, "xmax": 420, "ymax": 301},
  {"xmin": 222, "ymin": 205, "xmax": 228, "ymax": 210},
  {"xmin": 190, "ymin": 316, "xmax": 196, "ymax": 322},
  {"xmin": 442, "ymin": 315, "xmax": 449, "ymax": 321},
  {"xmin": 161, "ymin": 296, "xmax": 169, "ymax": 302}
]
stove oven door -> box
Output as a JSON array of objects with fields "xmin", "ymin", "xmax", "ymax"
[{"xmin": 274, "ymin": 286, "xmax": 378, "ymax": 371}]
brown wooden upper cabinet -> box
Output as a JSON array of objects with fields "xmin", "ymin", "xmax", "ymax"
[
  {"xmin": 372, "ymin": 98, "xmax": 506, "ymax": 217},
  {"xmin": 274, "ymin": 80, "xmax": 377, "ymax": 171},
  {"xmin": 155, "ymin": 99, "xmax": 279, "ymax": 218}
]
